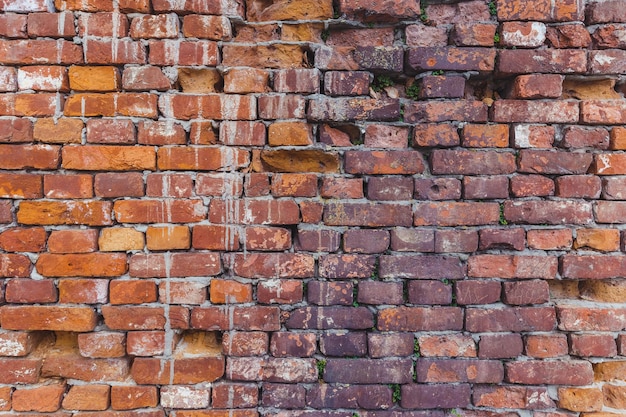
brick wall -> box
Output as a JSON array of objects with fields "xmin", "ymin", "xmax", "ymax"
[{"xmin": 0, "ymin": 0, "xmax": 625, "ymax": 415}]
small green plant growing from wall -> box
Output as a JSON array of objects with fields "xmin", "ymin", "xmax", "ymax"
[
  {"xmin": 432, "ymin": 70, "xmax": 444, "ymax": 76},
  {"xmin": 488, "ymin": 1, "xmax": 497, "ymax": 16},
  {"xmin": 391, "ymin": 384, "xmax": 401, "ymax": 403},
  {"xmin": 493, "ymin": 32, "xmax": 500, "ymax": 43},
  {"xmin": 406, "ymin": 83, "xmax": 421, "ymax": 100},
  {"xmin": 499, "ymin": 203, "xmax": 508, "ymax": 225},
  {"xmin": 317, "ymin": 359, "xmax": 326, "ymax": 380},
  {"xmin": 414, "ymin": 339, "xmax": 421, "ymax": 357},
  {"xmin": 371, "ymin": 75, "xmax": 394, "ymax": 92}
]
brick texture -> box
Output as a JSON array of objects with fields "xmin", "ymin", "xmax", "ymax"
[{"xmin": 0, "ymin": 0, "xmax": 622, "ymax": 416}]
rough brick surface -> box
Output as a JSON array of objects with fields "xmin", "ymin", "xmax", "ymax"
[{"xmin": 0, "ymin": 0, "xmax": 623, "ymax": 416}]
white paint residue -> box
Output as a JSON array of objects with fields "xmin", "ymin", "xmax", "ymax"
[{"xmin": 594, "ymin": 52, "xmax": 617, "ymax": 66}]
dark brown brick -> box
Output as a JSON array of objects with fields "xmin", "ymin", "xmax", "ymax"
[
  {"xmin": 466, "ymin": 307, "xmax": 556, "ymax": 332},
  {"xmin": 408, "ymin": 280, "xmax": 452, "ymax": 305},
  {"xmin": 286, "ymin": 307, "xmax": 373, "ymax": 330},
  {"xmin": 380, "ymin": 255, "xmax": 465, "ymax": 279},
  {"xmin": 407, "ymin": 47, "xmax": 495, "ymax": 72},
  {"xmin": 479, "ymin": 334, "xmax": 523, "ymax": 359},
  {"xmin": 270, "ymin": 332, "xmax": 316, "ymax": 358},
  {"xmin": 479, "ymin": 228, "xmax": 525, "ymax": 251},
  {"xmin": 323, "ymin": 358, "xmax": 413, "ymax": 384},
  {"xmin": 417, "ymin": 75, "xmax": 465, "ymax": 98},
  {"xmin": 401, "ymin": 384, "xmax": 471, "ymax": 409},
  {"xmin": 319, "ymin": 332, "xmax": 367, "ymax": 357},
  {"xmin": 358, "ymin": 281, "xmax": 404, "ymax": 305},
  {"xmin": 367, "ymin": 177, "xmax": 413, "ymax": 201},
  {"xmin": 295, "ymin": 229, "xmax": 341, "ymax": 252},
  {"xmin": 324, "ymin": 71, "xmax": 370, "ymax": 96},
  {"xmin": 405, "ymin": 100, "xmax": 487, "ymax": 123},
  {"xmin": 431, "ymin": 150, "xmax": 516, "ymax": 175}
]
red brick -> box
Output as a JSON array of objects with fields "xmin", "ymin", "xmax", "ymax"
[
  {"xmin": 547, "ymin": 23, "xmax": 591, "ymax": 47},
  {"xmin": 506, "ymin": 360, "xmax": 593, "ymax": 385},
  {"xmin": 159, "ymin": 281, "xmax": 206, "ymax": 305},
  {"xmin": 147, "ymin": 173, "xmax": 193, "ymax": 198},
  {"xmin": 324, "ymin": 202, "xmax": 412, "ymax": 227},
  {"xmin": 408, "ymin": 280, "xmax": 452, "ymax": 305},
  {"xmin": 558, "ymin": 387, "xmax": 603, "ymax": 412},
  {"xmin": 0, "ymin": 40, "xmax": 82, "ymax": 65},
  {"xmin": 130, "ymin": 13, "xmax": 179, "ymax": 39},
  {"xmin": 0, "ymin": 227, "xmax": 46, "ymax": 252},
  {"xmin": 130, "ymin": 253, "xmax": 221, "ymax": 278},
  {"xmin": 212, "ymin": 383, "xmax": 257, "ymax": 409},
  {"xmin": 416, "ymin": 358, "xmax": 503, "ymax": 383},
  {"xmin": 78, "ymin": 332, "xmax": 126, "ymax": 358},
  {"xmin": 367, "ymin": 177, "xmax": 413, "ymax": 201},
  {"xmin": 0, "ymin": 13, "xmax": 27, "ymax": 38},
  {"xmin": 0, "ymin": 305, "xmax": 96, "ymax": 331},
  {"xmin": 378, "ymin": 306, "xmax": 463, "ymax": 331},
  {"xmin": 295, "ymin": 229, "xmax": 341, "ymax": 252},
  {"xmin": 512, "ymin": 74, "xmax": 563, "ymax": 99},
  {"xmin": 44, "ymin": 174, "xmax": 93, "ymax": 199},
  {"xmin": 463, "ymin": 176, "xmax": 509, "ymax": 199},
  {"xmin": 525, "ymin": 334, "xmax": 569, "ymax": 358},
  {"xmin": 503, "ymin": 280, "xmax": 550, "ymax": 305},
  {"xmin": 86, "ymin": 119, "xmax": 135, "ymax": 144},
  {"xmin": 195, "ymin": 173, "xmax": 242, "ymax": 197},
  {"xmin": 563, "ymin": 126, "xmax": 609, "ymax": 149},
  {"xmin": 455, "ymin": 280, "xmax": 500, "ymax": 305},
  {"xmin": 513, "ymin": 124, "xmax": 555, "ymax": 148},
  {"xmin": 110, "ymin": 280, "xmax": 157, "ymax": 305},
  {"xmin": 493, "ymin": 99, "xmax": 580, "ymax": 124},
  {"xmin": 258, "ymin": 95, "xmax": 307, "ymax": 120},
  {"xmin": 209, "ymin": 199, "xmax": 299, "ymax": 225},
  {"xmin": 469, "ymin": 254, "xmax": 557, "ymax": 279},
  {"xmin": 273, "ymin": 69, "xmax": 320, "ymax": 94},
  {"xmin": 158, "ymin": 147, "xmax": 249, "ymax": 171},
  {"xmin": 0, "ymin": 93, "xmax": 59, "ymax": 116},
  {"xmin": 466, "ymin": 307, "xmax": 556, "ymax": 332},
  {"xmin": 48, "ymin": 229, "xmax": 98, "ymax": 253},
  {"xmin": 519, "ymin": 150, "xmax": 592, "ymax": 174},
  {"xmin": 58, "ymin": 279, "xmax": 108, "ymax": 304},
  {"xmin": 555, "ymin": 175, "xmax": 601, "ymax": 198},
  {"xmin": 62, "ymin": 385, "xmax": 110, "ymax": 411},
  {"xmin": 271, "ymin": 173, "xmax": 317, "ymax": 197},
  {"xmin": 95, "ymin": 173, "xmax": 144, "ymax": 198},
  {"xmin": 558, "ymin": 305, "xmax": 626, "ymax": 331},
  {"xmin": 244, "ymin": 226, "xmax": 291, "ymax": 251},
  {"xmin": 405, "ymin": 100, "xmax": 487, "ymax": 123},
  {"xmin": 413, "ymin": 123, "xmax": 460, "ymax": 147},
  {"xmin": 132, "ymin": 356, "xmax": 224, "ymax": 385},
  {"xmin": 17, "ymin": 201, "xmax": 112, "ymax": 226},
  {"xmin": 414, "ymin": 202, "xmax": 499, "ymax": 226},
  {"xmin": 258, "ymin": 279, "xmax": 302, "ymax": 304},
  {"xmin": 17, "ymin": 66, "xmax": 69, "ymax": 92},
  {"xmin": 0, "ymin": 173, "xmax": 41, "ymax": 199},
  {"xmin": 5, "ymin": 279, "xmax": 56, "ymax": 303},
  {"xmin": 13, "ymin": 383, "xmax": 65, "ymax": 412},
  {"xmin": 110, "ymin": 386, "xmax": 158, "ymax": 410},
  {"xmin": 417, "ymin": 334, "xmax": 475, "ymax": 358},
  {"xmin": 407, "ymin": 47, "xmax": 495, "ymax": 72},
  {"xmin": 452, "ymin": 23, "xmax": 497, "ymax": 46},
  {"xmin": 401, "ymin": 384, "xmax": 470, "ymax": 409},
  {"xmin": 114, "ymin": 199, "xmax": 205, "ymax": 223},
  {"xmin": 210, "ymin": 279, "xmax": 252, "ymax": 304},
  {"xmin": 320, "ymin": 177, "xmax": 363, "ymax": 199},
  {"xmin": 0, "ymin": 118, "xmax": 32, "ymax": 143},
  {"xmin": 527, "ymin": 229, "xmax": 572, "ymax": 250},
  {"xmin": 474, "ymin": 386, "xmax": 554, "ymax": 410},
  {"xmin": 37, "ymin": 253, "xmax": 126, "ymax": 277},
  {"xmin": 63, "ymin": 145, "xmax": 155, "ymax": 171},
  {"xmin": 126, "ymin": 331, "xmax": 167, "ymax": 356},
  {"xmin": 405, "ymin": 24, "xmax": 448, "ymax": 47},
  {"xmin": 77, "ymin": 12, "xmax": 128, "ymax": 37},
  {"xmin": 504, "ymin": 200, "xmax": 593, "ymax": 225},
  {"xmin": 570, "ymin": 334, "xmax": 617, "ymax": 358}
]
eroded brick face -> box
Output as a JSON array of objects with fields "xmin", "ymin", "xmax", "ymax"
[{"xmin": 0, "ymin": 0, "xmax": 624, "ymax": 415}]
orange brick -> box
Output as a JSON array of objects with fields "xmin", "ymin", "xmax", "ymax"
[
  {"xmin": 268, "ymin": 121, "xmax": 314, "ymax": 146},
  {"xmin": 68, "ymin": 66, "xmax": 121, "ymax": 92},
  {"xmin": 157, "ymin": 147, "xmax": 250, "ymax": 171},
  {"xmin": 244, "ymin": 226, "xmax": 292, "ymax": 251},
  {"xmin": 110, "ymin": 280, "xmax": 158, "ymax": 305},
  {"xmin": 5, "ymin": 278, "xmax": 57, "ymax": 303},
  {"xmin": 55, "ymin": 0, "xmax": 114, "ymax": 11},
  {"xmin": 99, "ymin": 227, "xmax": 145, "ymax": 252},
  {"xmin": 131, "ymin": 356, "xmax": 224, "ymax": 384},
  {"xmin": 210, "ymin": 279, "xmax": 252, "ymax": 304},
  {"xmin": 110, "ymin": 385, "xmax": 158, "ymax": 410},
  {"xmin": 148, "ymin": 39, "xmax": 219, "ymax": 66},
  {"xmin": 462, "ymin": 124, "xmax": 510, "ymax": 148},
  {"xmin": 17, "ymin": 200, "xmax": 112, "ymax": 226},
  {"xmin": 0, "ymin": 92, "xmax": 58, "ymax": 117},
  {"xmin": 0, "ymin": 305, "xmax": 97, "ymax": 331},
  {"xmin": 114, "ymin": 199, "xmax": 206, "ymax": 223},
  {"xmin": 36, "ymin": 253, "xmax": 127, "ymax": 277},
  {"xmin": 126, "ymin": 331, "xmax": 168, "ymax": 356},
  {"xmin": 102, "ymin": 306, "xmax": 167, "ymax": 331},
  {"xmin": 85, "ymin": 38, "xmax": 146, "ymax": 65},
  {"xmin": 12, "ymin": 383, "xmax": 65, "ymax": 412},
  {"xmin": 44, "ymin": 174, "xmax": 93, "ymax": 198},
  {"xmin": 527, "ymin": 229, "xmax": 573, "ymax": 250},
  {"xmin": 0, "ymin": 253, "xmax": 31, "ymax": 277},
  {"xmin": 558, "ymin": 387, "xmax": 603, "ymax": 412},
  {"xmin": 0, "ymin": 144, "xmax": 60, "ymax": 169},
  {"xmin": 224, "ymin": 67, "xmax": 270, "ymax": 93},
  {"xmin": 159, "ymin": 93, "xmax": 256, "ymax": 120},
  {"xmin": 62, "ymin": 145, "xmax": 156, "ymax": 171},
  {"xmin": 0, "ymin": 227, "xmax": 47, "ymax": 252},
  {"xmin": 525, "ymin": 334, "xmax": 569, "ymax": 358},
  {"xmin": 119, "ymin": 0, "xmax": 150, "ymax": 12},
  {"xmin": 159, "ymin": 281, "xmax": 207, "ymax": 305},
  {"xmin": 575, "ymin": 228, "xmax": 620, "ymax": 252},
  {"xmin": 78, "ymin": 332, "xmax": 126, "ymax": 358},
  {"xmin": 271, "ymin": 173, "xmax": 318, "ymax": 197},
  {"xmin": 64, "ymin": 93, "xmax": 157, "ymax": 118},
  {"xmin": 146, "ymin": 225, "xmax": 191, "ymax": 250},
  {"xmin": 130, "ymin": 13, "xmax": 179, "ymax": 39},
  {"xmin": 0, "ymin": 173, "xmax": 43, "ymax": 198},
  {"xmin": 0, "ymin": 386, "xmax": 10, "ymax": 411},
  {"xmin": 58, "ymin": 279, "xmax": 108, "ymax": 304},
  {"xmin": 183, "ymin": 14, "xmax": 232, "ymax": 40},
  {"xmin": 0, "ymin": 39, "xmax": 83, "ymax": 65},
  {"xmin": 48, "ymin": 229, "xmax": 98, "ymax": 253},
  {"xmin": 62, "ymin": 385, "xmax": 110, "ymax": 411}
]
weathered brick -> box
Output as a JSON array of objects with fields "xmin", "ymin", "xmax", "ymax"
[
  {"xmin": 418, "ymin": 334, "xmax": 477, "ymax": 358},
  {"xmin": 262, "ymin": 383, "xmax": 305, "ymax": 409},
  {"xmin": 380, "ymin": 254, "xmax": 464, "ymax": 279},
  {"xmin": 192, "ymin": 306, "xmax": 280, "ymax": 331},
  {"xmin": 405, "ymin": 100, "xmax": 488, "ymax": 123},
  {"xmin": 466, "ymin": 307, "xmax": 556, "ymax": 332},
  {"xmin": 58, "ymin": 279, "xmax": 108, "ymax": 304},
  {"xmin": 0, "ymin": 13, "xmax": 27, "ymax": 38},
  {"xmin": 414, "ymin": 202, "xmax": 500, "ymax": 226},
  {"xmin": 358, "ymin": 281, "xmax": 404, "ymax": 305},
  {"xmin": 408, "ymin": 280, "xmax": 452, "ymax": 305},
  {"xmin": 557, "ymin": 305, "xmax": 626, "ymax": 331},
  {"xmin": 455, "ymin": 280, "xmax": 501, "ymax": 305},
  {"xmin": 390, "ymin": 228, "xmax": 435, "ymax": 252},
  {"xmin": 212, "ymin": 382, "xmax": 257, "ymax": 408},
  {"xmin": 378, "ymin": 306, "xmax": 463, "ymax": 331},
  {"xmin": 479, "ymin": 334, "xmax": 523, "ymax": 359},
  {"xmin": 407, "ymin": 47, "xmax": 495, "ymax": 72},
  {"xmin": 287, "ymin": 306, "xmax": 373, "ymax": 330},
  {"xmin": 525, "ymin": 334, "xmax": 569, "ymax": 358},
  {"xmin": 401, "ymin": 384, "xmax": 471, "ymax": 409},
  {"xmin": 258, "ymin": 279, "xmax": 302, "ymax": 304},
  {"xmin": 5, "ymin": 279, "xmax": 57, "ymax": 303},
  {"xmin": 570, "ymin": 334, "xmax": 617, "ymax": 358},
  {"xmin": 414, "ymin": 178, "xmax": 462, "ymax": 200},
  {"xmin": 0, "ymin": 39, "xmax": 82, "ymax": 65},
  {"xmin": 474, "ymin": 386, "xmax": 554, "ymax": 410},
  {"xmin": 226, "ymin": 357, "xmax": 316, "ymax": 383},
  {"xmin": 12, "ymin": 383, "xmax": 65, "ymax": 412},
  {"xmin": 493, "ymin": 100, "xmax": 579, "ymax": 124},
  {"xmin": 416, "ymin": 359, "xmax": 503, "ymax": 383},
  {"xmin": 463, "ymin": 176, "xmax": 509, "ymax": 199},
  {"xmin": 308, "ymin": 97, "xmax": 400, "ymax": 122},
  {"xmin": 368, "ymin": 333, "xmax": 414, "ymax": 358},
  {"xmin": 48, "ymin": 229, "xmax": 98, "ymax": 253},
  {"xmin": 17, "ymin": 201, "xmax": 112, "ymax": 226},
  {"xmin": 479, "ymin": 228, "xmax": 525, "ymax": 251},
  {"xmin": 506, "ymin": 360, "xmax": 593, "ymax": 385},
  {"xmin": 324, "ymin": 202, "xmax": 412, "ymax": 227},
  {"xmin": 452, "ymin": 23, "xmax": 497, "ymax": 47},
  {"xmin": 504, "ymin": 200, "xmax": 593, "ymax": 225},
  {"xmin": 130, "ymin": 253, "xmax": 221, "ymax": 278},
  {"xmin": 324, "ymin": 71, "xmax": 370, "ymax": 96},
  {"xmin": 321, "ymin": 177, "xmax": 363, "ymax": 199},
  {"xmin": 468, "ymin": 255, "xmax": 557, "ymax": 279},
  {"xmin": 307, "ymin": 281, "xmax": 352, "ymax": 306},
  {"xmin": 413, "ymin": 123, "xmax": 460, "ymax": 147},
  {"xmin": 132, "ymin": 356, "xmax": 224, "ymax": 384},
  {"xmin": 503, "ymin": 280, "xmax": 550, "ymax": 305},
  {"xmin": 0, "ymin": 305, "xmax": 96, "ymax": 331}
]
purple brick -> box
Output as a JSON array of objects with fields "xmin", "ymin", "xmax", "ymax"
[
  {"xmin": 262, "ymin": 383, "xmax": 306, "ymax": 409},
  {"xmin": 380, "ymin": 255, "xmax": 465, "ymax": 279},
  {"xmin": 479, "ymin": 334, "xmax": 523, "ymax": 359},
  {"xmin": 324, "ymin": 358, "xmax": 413, "ymax": 384},
  {"xmin": 287, "ymin": 307, "xmax": 374, "ymax": 330},
  {"xmin": 414, "ymin": 178, "xmax": 462, "ymax": 200},
  {"xmin": 320, "ymin": 332, "xmax": 367, "ymax": 357},
  {"xmin": 434, "ymin": 229, "xmax": 479, "ymax": 253},
  {"xmin": 324, "ymin": 71, "xmax": 370, "ymax": 96},
  {"xmin": 418, "ymin": 75, "xmax": 465, "ymax": 98},
  {"xmin": 463, "ymin": 176, "xmax": 509, "ymax": 199},
  {"xmin": 296, "ymin": 229, "xmax": 341, "ymax": 252},
  {"xmin": 390, "ymin": 228, "xmax": 435, "ymax": 252},
  {"xmin": 479, "ymin": 228, "xmax": 526, "ymax": 251},
  {"xmin": 455, "ymin": 280, "xmax": 501, "ymax": 305},
  {"xmin": 408, "ymin": 280, "xmax": 452, "ymax": 305},
  {"xmin": 343, "ymin": 229, "xmax": 390, "ymax": 253},
  {"xmin": 368, "ymin": 333, "xmax": 415, "ymax": 358},
  {"xmin": 357, "ymin": 281, "xmax": 404, "ymax": 305},
  {"xmin": 319, "ymin": 254, "xmax": 377, "ymax": 279},
  {"xmin": 307, "ymin": 281, "xmax": 352, "ymax": 306},
  {"xmin": 367, "ymin": 176, "xmax": 414, "ymax": 201},
  {"xmin": 401, "ymin": 384, "xmax": 471, "ymax": 409}
]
